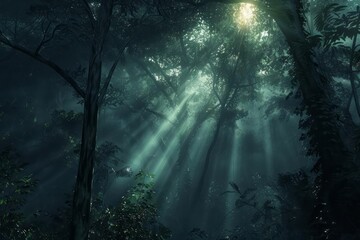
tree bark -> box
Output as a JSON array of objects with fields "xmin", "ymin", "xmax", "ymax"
[
  {"xmin": 0, "ymin": 1, "xmax": 114, "ymax": 240},
  {"xmin": 70, "ymin": 89, "xmax": 99, "ymax": 240},
  {"xmin": 269, "ymin": 1, "xmax": 357, "ymax": 238},
  {"xmin": 349, "ymin": 11, "xmax": 360, "ymax": 118},
  {"xmin": 70, "ymin": 1, "xmax": 113, "ymax": 240},
  {"xmin": 195, "ymin": 0, "xmax": 357, "ymax": 237}
]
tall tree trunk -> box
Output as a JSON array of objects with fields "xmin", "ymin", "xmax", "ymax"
[
  {"xmin": 191, "ymin": 107, "xmax": 224, "ymax": 213},
  {"xmin": 271, "ymin": 1, "xmax": 357, "ymax": 238},
  {"xmin": 70, "ymin": 1, "xmax": 113, "ymax": 240},
  {"xmin": 70, "ymin": 87, "xmax": 100, "ymax": 240},
  {"xmin": 198, "ymin": 0, "xmax": 359, "ymax": 237}
]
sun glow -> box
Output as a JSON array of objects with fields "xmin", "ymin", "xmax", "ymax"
[{"xmin": 235, "ymin": 3, "xmax": 256, "ymax": 27}]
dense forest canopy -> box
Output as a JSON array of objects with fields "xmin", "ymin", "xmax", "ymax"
[{"xmin": 0, "ymin": 0, "xmax": 360, "ymax": 239}]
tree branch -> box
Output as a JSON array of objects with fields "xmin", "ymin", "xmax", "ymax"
[
  {"xmin": 35, "ymin": 23, "xmax": 65, "ymax": 55},
  {"xmin": 0, "ymin": 33, "xmax": 85, "ymax": 98},
  {"xmin": 136, "ymin": 58, "xmax": 175, "ymax": 107},
  {"xmin": 36, "ymin": 21, "xmax": 52, "ymax": 54},
  {"xmin": 82, "ymin": 0, "xmax": 96, "ymax": 30},
  {"xmin": 98, "ymin": 56, "xmax": 121, "ymax": 106},
  {"xmin": 99, "ymin": 39, "xmax": 132, "ymax": 106},
  {"xmin": 212, "ymin": 75, "xmax": 224, "ymax": 106}
]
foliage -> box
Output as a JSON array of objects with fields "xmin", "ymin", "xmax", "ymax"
[
  {"xmin": 0, "ymin": 148, "xmax": 36, "ymax": 240},
  {"xmin": 297, "ymin": 96, "xmax": 344, "ymax": 172},
  {"xmin": 46, "ymin": 110, "xmax": 83, "ymax": 136},
  {"xmin": 92, "ymin": 141, "xmax": 128, "ymax": 194},
  {"xmin": 222, "ymin": 182, "xmax": 282, "ymax": 239},
  {"xmin": 276, "ymin": 170, "xmax": 313, "ymax": 239},
  {"xmin": 89, "ymin": 171, "xmax": 171, "ymax": 240},
  {"xmin": 315, "ymin": 4, "xmax": 360, "ymax": 51}
]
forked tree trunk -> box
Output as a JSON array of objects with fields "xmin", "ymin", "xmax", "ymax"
[{"xmin": 0, "ymin": 1, "xmax": 114, "ymax": 240}]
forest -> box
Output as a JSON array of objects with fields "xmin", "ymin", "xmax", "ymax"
[{"xmin": 0, "ymin": 0, "xmax": 360, "ymax": 239}]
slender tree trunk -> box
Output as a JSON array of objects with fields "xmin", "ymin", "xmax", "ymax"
[
  {"xmin": 190, "ymin": 108, "xmax": 225, "ymax": 215},
  {"xmin": 70, "ymin": 1, "xmax": 113, "ymax": 240},
  {"xmin": 195, "ymin": 108, "xmax": 223, "ymax": 195},
  {"xmin": 70, "ymin": 88, "xmax": 99, "ymax": 240}
]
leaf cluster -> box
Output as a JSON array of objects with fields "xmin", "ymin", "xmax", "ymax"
[
  {"xmin": 0, "ymin": 148, "xmax": 37, "ymax": 239},
  {"xmin": 90, "ymin": 171, "xmax": 171, "ymax": 240}
]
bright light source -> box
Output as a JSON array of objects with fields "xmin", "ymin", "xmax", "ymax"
[{"xmin": 234, "ymin": 3, "xmax": 256, "ymax": 27}]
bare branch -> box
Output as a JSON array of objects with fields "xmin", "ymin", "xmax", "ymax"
[
  {"xmin": 98, "ymin": 39, "xmax": 132, "ymax": 106},
  {"xmin": 35, "ymin": 21, "xmax": 52, "ymax": 54},
  {"xmin": 0, "ymin": 33, "xmax": 85, "ymax": 98},
  {"xmin": 225, "ymin": 81, "xmax": 258, "ymax": 107},
  {"xmin": 35, "ymin": 24, "xmax": 65, "ymax": 55},
  {"xmin": 98, "ymin": 56, "xmax": 121, "ymax": 106}
]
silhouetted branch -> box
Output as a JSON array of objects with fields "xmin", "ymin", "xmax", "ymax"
[
  {"xmin": 98, "ymin": 57, "xmax": 121, "ymax": 106},
  {"xmin": 212, "ymin": 79, "xmax": 223, "ymax": 106},
  {"xmin": 0, "ymin": 32, "xmax": 85, "ymax": 98},
  {"xmin": 99, "ymin": 39, "xmax": 132, "ymax": 106},
  {"xmin": 35, "ymin": 23, "xmax": 65, "ymax": 54}
]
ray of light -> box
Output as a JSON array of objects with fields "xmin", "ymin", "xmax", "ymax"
[
  {"xmin": 148, "ymin": 123, "xmax": 187, "ymax": 177},
  {"xmin": 128, "ymin": 96, "xmax": 190, "ymax": 171},
  {"xmin": 262, "ymin": 120, "xmax": 274, "ymax": 177},
  {"xmin": 223, "ymin": 126, "xmax": 241, "ymax": 231}
]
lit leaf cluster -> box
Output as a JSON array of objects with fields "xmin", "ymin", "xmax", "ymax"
[{"xmin": 90, "ymin": 171, "xmax": 171, "ymax": 240}]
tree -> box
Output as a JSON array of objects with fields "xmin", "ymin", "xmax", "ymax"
[
  {"xmin": 2, "ymin": 0, "xmax": 359, "ymax": 238},
  {"xmin": 187, "ymin": 0, "xmax": 358, "ymax": 238},
  {"xmin": 0, "ymin": 1, "xmax": 117, "ymax": 239},
  {"xmin": 314, "ymin": 3, "xmax": 360, "ymax": 117}
]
